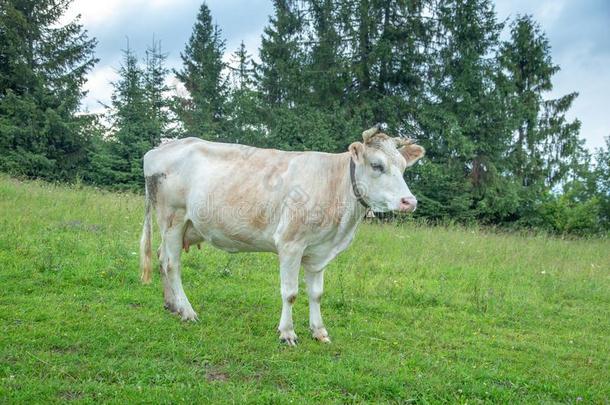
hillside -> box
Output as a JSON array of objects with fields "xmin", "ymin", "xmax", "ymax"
[{"xmin": 0, "ymin": 176, "xmax": 608, "ymax": 403}]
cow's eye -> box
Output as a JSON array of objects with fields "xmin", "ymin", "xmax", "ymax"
[{"xmin": 371, "ymin": 162, "xmax": 384, "ymax": 172}]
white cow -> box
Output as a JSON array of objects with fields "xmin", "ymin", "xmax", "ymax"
[{"xmin": 139, "ymin": 126, "xmax": 424, "ymax": 345}]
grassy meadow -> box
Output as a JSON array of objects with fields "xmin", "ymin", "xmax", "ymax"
[{"xmin": 0, "ymin": 175, "xmax": 609, "ymax": 403}]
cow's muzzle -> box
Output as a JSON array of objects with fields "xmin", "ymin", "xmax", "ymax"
[{"xmin": 399, "ymin": 197, "xmax": 417, "ymax": 213}]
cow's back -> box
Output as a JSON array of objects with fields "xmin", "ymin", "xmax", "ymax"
[{"xmin": 144, "ymin": 137, "xmax": 353, "ymax": 253}]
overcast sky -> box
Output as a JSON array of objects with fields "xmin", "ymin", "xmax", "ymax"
[{"xmin": 65, "ymin": 0, "xmax": 610, "ymax": 151}]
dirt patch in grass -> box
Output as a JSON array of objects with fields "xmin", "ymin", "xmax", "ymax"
[
  {"xmin": 58, "ymin": 390, "xmax": 84, "ymax": 401},
  {"xmin": 205, "ymin": 368, "xmax": 229, "ymax": 382}
]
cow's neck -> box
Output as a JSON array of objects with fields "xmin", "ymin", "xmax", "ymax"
[{"xmin": 337, "ymin": 153, "xmax": 368, "ymax": 232}]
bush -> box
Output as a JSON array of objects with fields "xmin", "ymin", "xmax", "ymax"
[{"xmin": 538, "ymin": 193, "xmax": 602, "ymax": 236}]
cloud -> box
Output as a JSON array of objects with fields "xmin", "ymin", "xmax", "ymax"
[
  {"xmin": 70, "ymin": 0, "xmax": 272, "ymax": 115},
  {"xmin": 81, "ymin": 64, "xmax": 119, "ymax": 114},
  {"xmin": 495, "ymin": 0, "xmax": 610, "ymax": 150},
  {"xmin": 537, "ymin": 0, "xmax": 567, "ymax": 25},
  {"xmin": 168, "ymin": 76, "xmax": 190, "ymax": 100},
  {"xmin": 63, "ymin": 0, "xmax": 194, "ymax": 28}
]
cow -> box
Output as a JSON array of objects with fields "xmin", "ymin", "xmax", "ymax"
[{"xmin": 139, "ymin": 126, "xmax": 425, "ymax": 345}]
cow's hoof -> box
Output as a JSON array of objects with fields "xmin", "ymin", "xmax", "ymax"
[
  {"xmin": 165, "ymin": 301, "xmax": 198, "ymax": 322},
  {"xmin": 279, "ymin": 330, "xmax": 298, "ymax": 346},
  {"xmin": 178, "ymin": 306, "xmax": 198, "ymax": 322},
  {"xmin": 312, "ymin": 328, "xmax": 331, "ymax": 343}
]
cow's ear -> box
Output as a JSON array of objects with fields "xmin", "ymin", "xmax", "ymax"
[
  {"xmin": 399, "ymin": 144, "xmax": 425, "ymax": 167},
  {"xmin": 349, "ymin": 142, "xmax": 365, "ymax": 163}
]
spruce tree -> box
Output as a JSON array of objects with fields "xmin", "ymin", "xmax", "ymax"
[
  {"xmin": 144, "ymin": 39, "xmax": 174, "ymax": 143},
  {"xmin": 500, "ymin": 15, "xmax": 583, "ymax": 220},
  {"xmin": 256, "ymin": 0, "xmax": 304, "ymax": 107},
  {"xmin": 415, "ymin": 0, "xmax": 514, "ymax": 223},
  {"xmin": 0, "ymin": 0, "xmax": 97, "ymax": 180},
  {"xmin": 256, "ymin": 0, "xmax": 306, "ymax": 109},
  {"xmin": 88, "ymin": 39, "xmax": 174, "ymax": 190},
  {"xmin": 330, "ymin": 0, "xmax": 431, "ymax": 133},
  {"xmin": 231, "ymin": 42, "xmax": 254, "ymax": 91},
  {"xmin": 307, "ymin": 0, "xmax": 346, "ymax": 109},
  {"xmin": 174, "ymin": 2, "xmax": 227, "ymax": 139},
  {"xmin": 89, "ymin": 46, "xmax": 149, "ymax": 190},
  {"xmin": 226, "ymin": 41, "xmax": 261, "ymax": 145},
  {"xmin": 594, "ymin": 137, "xmax": 610, "ymax": 228},
  {"xmin": 256, "ymin": 0, "xmax": 336, "ymax": 151}
]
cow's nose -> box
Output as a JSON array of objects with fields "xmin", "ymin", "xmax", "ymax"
[{"xmin": 399, "ymin": 197, "xmax": 417, "ymax": 212}]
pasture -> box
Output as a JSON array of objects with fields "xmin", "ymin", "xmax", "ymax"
[{"xmin": 0, "ymin": 175, "xmax": 608, "ymax": 403}]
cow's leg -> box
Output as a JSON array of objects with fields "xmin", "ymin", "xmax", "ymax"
[
  {"xmin": 305, "ymin": 268, "xmax": 330, "ymax": 343},
  {"xmin": 160, "ymin": 213, "xmax": 198, "ymax": 321},
  {"xmin": 277, "ymin": 247, "xmax": 303, "ymax": 346}
]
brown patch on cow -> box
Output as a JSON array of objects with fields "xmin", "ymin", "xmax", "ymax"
[
  {"xmin": 250, "ymin": 208, "xmax": 268, "ymax": 230},
  {"xmin": 159, "ymin": 137, "xmax": 198, "ymax": 150},
  {"xmin": 145, "ymin": 173, "xmax": 166, "ymax": 205},
  {"xmin": 364, "ymin": 132, "xmax": 391, "ymax": 148},
  {"xmin": 266, "ymin": 159, "xmax": 289, "ymax": 179},
  {"xmin": 287, "ymin": 294, "xmax": 297, "ymax": 304},
  {"xmin": 197, "ymin": 142, "xmax": 238, "ymax": 160},
  {"xmin": 282, "ymin": 219, "xmax": 303, "ymax": 242},
  {"xmin": 233, "ymin": 158, "xmax": 289, "ymax": 201},
  {"xmin": 222, "ymin": 166, "xmax": 265, "ymax": 207},
  {"xmin": 144, "ymin": 230, "xmax": 151, "ymax": 256},
  {"xmin": 167, "ymin": 213, "xmax": 175, "ymax": 228},
  {"xmin": 279, "ymin": 153, "xmax": 352, "ymax": 240},
  {"xmin": 324, "ymin": 155, "xmax": 351, "ymax": 226},
  {"xmin": 326, "ymin": 165, "xmax": 342, "ymax": 201},
  {"xmin": 220, "ymin": 158, "xmax": 288, "ymax": 226},
  {"xmin": 224, "ymin": 185, "xmax": 244, "ymax": 207}
]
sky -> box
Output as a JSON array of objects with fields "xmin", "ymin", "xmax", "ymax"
[{"xmin": 64, "ymin": 0, "xmax": 610, "ymax": 151}]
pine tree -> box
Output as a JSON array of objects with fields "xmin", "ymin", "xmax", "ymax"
[
  {"xmin": 174, "ymin": 2, "xmax": 227, "ymax": 139},
  {"xmin": 329, "ymin": 0, "xmax": 432, "ymax": 134},
  {"xmin": 89, "ymin": 46, "xmax": 149, "ymax": 190},
  {"xmin": 500, "ymin": 15, "xmax": 583, "ymax": 220},
  {"xmin": 144, "ymin": 38, "xmax": 174, "ymax": 143},
  {"xmin": 230, "ymin": 41, "xmax": 254, "ymax": 91},
  {"xmin": 594, "ymin": 137, "xmax": 610, "ymax": 228},
  {"xmin": 0, "ymin": 0, "xmax": 97, "ymax": 180},
  {"xmin": 414, "ymin": 0, "xmax": 514, "ymax": 223},
  {"xmin": 307, "ymin": 0, "xmax": 346, "ymax": 109},
  {"xmin": 256, "ymin": 0, "xmax": 341, "ymax": 152},
  {"xmin": 88, "ymin": 39, "xmax": 174, "ymax": 190},
  {"xmin": 255, "ymin": 0, "xmax": 306, "ymax": 109},
  {"xmin": 226, "ymin": 41, "xmax": 262, "ymax": 145}
]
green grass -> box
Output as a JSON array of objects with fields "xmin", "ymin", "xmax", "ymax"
[{"xmin": 1, "ymin": 175, "xmax": 608, "ymax": 403}]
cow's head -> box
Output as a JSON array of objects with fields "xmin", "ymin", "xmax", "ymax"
[{"xmin": 349, "ymin": 126, "xmax": 425, "ymax": 212}]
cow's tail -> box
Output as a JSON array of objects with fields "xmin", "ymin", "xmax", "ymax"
[{"xmin": 139, "ymin": 182, "xmax": 153, "ymax": 284}]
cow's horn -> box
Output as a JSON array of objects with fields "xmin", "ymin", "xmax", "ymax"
[{"xmin": 362, "ymin": 125, "xmax": 381, "ymax": 142}]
